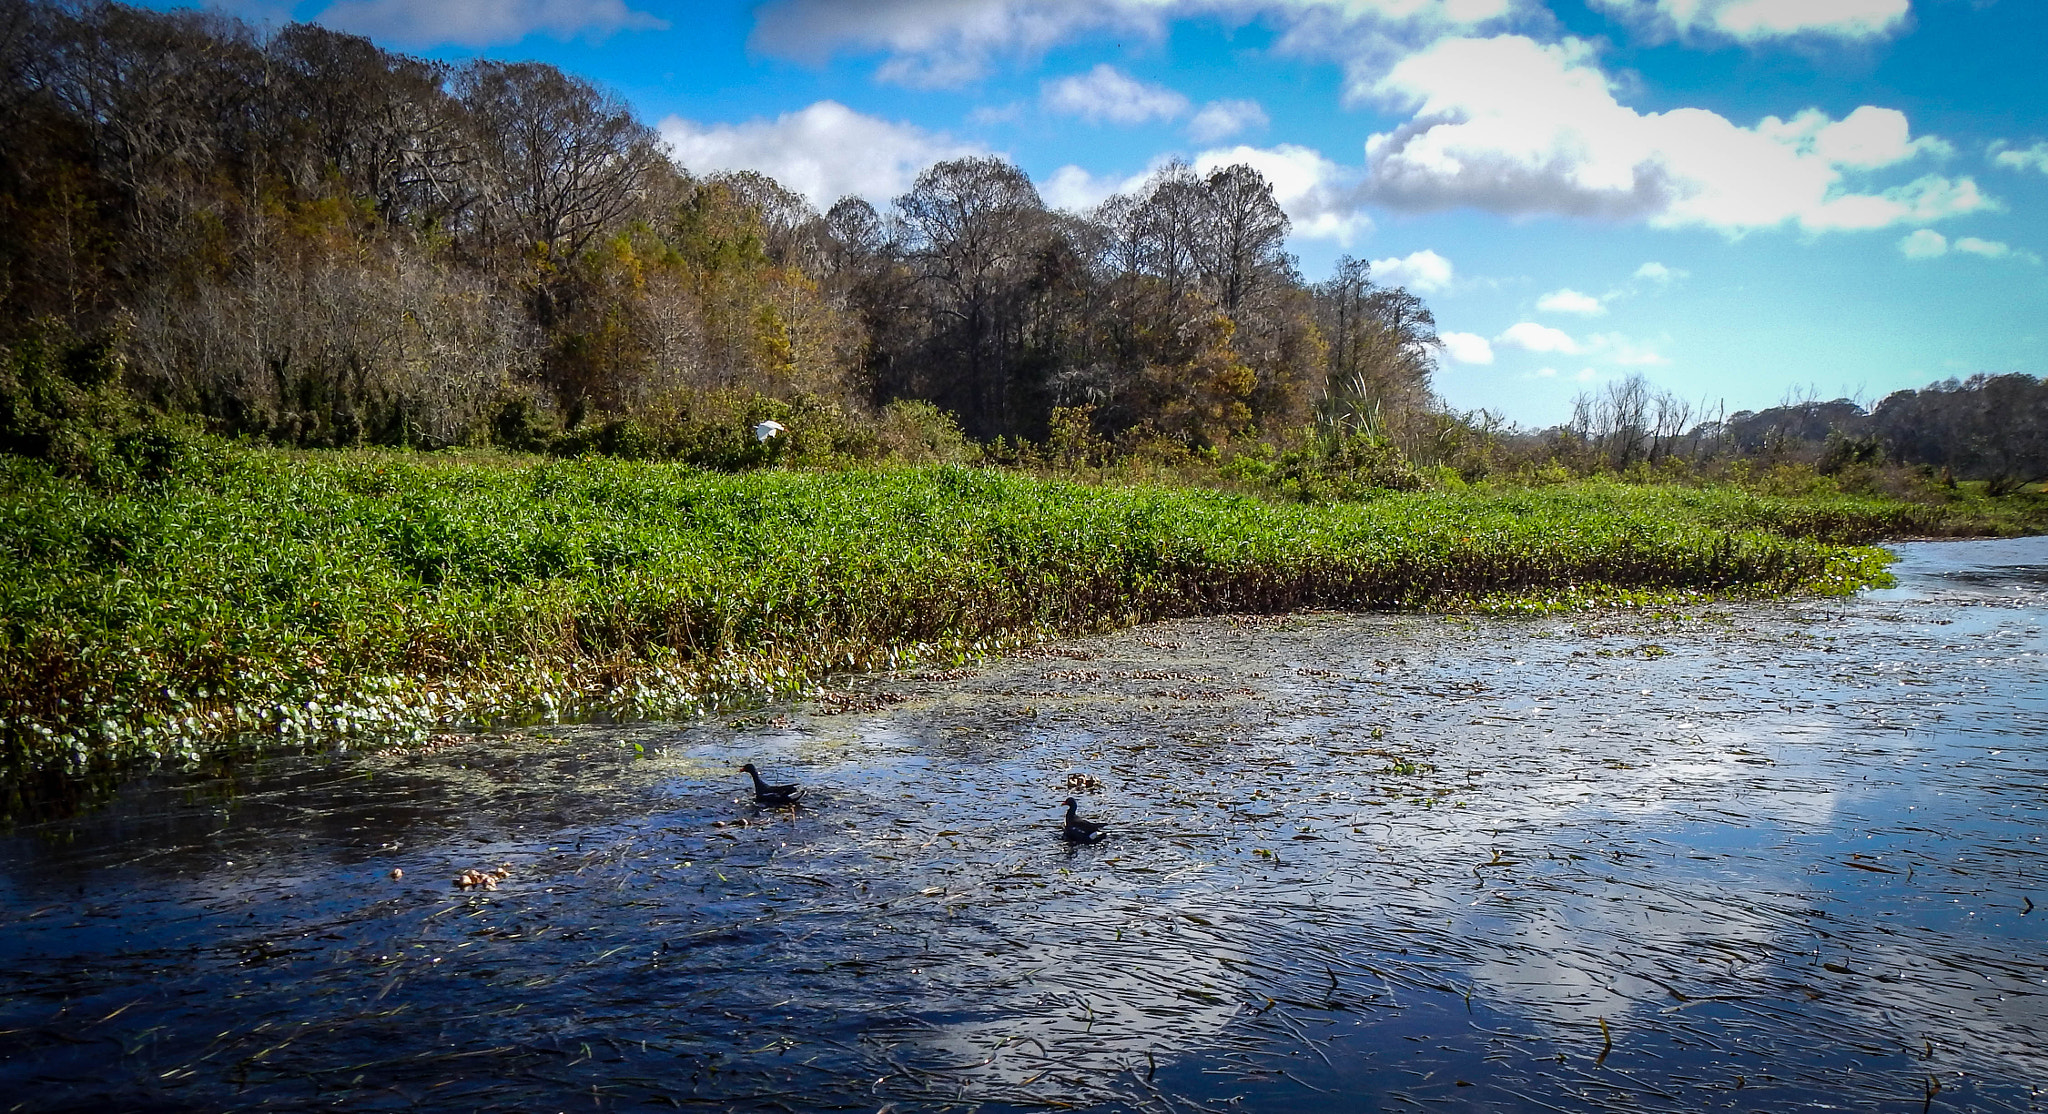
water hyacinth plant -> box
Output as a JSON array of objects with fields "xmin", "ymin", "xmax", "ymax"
[{"xmin": 0, "ymin": 446, "xmax": 1917, "ymax": 780}]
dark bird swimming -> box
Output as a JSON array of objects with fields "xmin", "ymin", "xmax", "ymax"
[
  {"xmin": 740, "ymin": 762, "xmax": 803, "ymax": 805},
  {"xmin": 1062, "ymin": 796, "xmax": 1106, "ymax": 843}
]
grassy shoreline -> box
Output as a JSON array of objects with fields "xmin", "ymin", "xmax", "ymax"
[{"xmin": 2, "ymin": 443, "xmax": 2037, "ymax": 783}]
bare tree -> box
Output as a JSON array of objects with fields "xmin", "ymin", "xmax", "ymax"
[
  {"xmin": 456, "ymin": 60, "xmax": 661, "ymax": 265},
  {"xmin": 265, "ymin": 23, "xmax": 472, "ymax": 230},
  {"xmin": 893, "ymin": 156, "xmax": 1048, "ymax": 436},
  {"xmin": 1192, "ymin": 163, "xmax": 1291, "ymax": 321}
]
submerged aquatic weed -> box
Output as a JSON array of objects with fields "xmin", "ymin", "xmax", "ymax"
[{"xmin": 0, "ymin": 449, "xmax": 1919, "ymax": 780}]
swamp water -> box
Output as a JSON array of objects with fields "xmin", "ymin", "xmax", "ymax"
[{"xmin": 2, "ymin": 536, "xmax": 2044, "ymax": 1112}]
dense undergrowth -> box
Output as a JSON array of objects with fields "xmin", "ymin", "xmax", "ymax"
[{"xmin": 13, "ymin": 434, "xmax": 2033, "ymax": 791}]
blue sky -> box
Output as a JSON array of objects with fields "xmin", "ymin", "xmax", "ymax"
[{"xmin": 163, "ymin": 0, "xmax": 2048, "ymax": 427}]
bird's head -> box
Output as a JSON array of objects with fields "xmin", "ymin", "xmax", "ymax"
[
  {"xmin": 739, "ymin": 763, "xmax": 758, "ymax": 774},
  {"xmin": 1062, "ymin": 797, "xmax": 1077, "ymax": 808}
]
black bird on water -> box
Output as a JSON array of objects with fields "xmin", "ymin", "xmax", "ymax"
[
  {"xmin": 1061, "ymin": 797, "xmax": 1106, "ymax": 843},
  {"xmin": 739, "ymin": 763, "xmax": 803, "ymax": 805}
]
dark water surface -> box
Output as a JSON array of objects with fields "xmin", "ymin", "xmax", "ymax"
[{"xmin": 4, "ymin": 537, "xmax": 2045, "ymax": 1112}]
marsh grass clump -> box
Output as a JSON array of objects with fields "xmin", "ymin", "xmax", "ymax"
[{"xmin": 0, "ymin": 447, "xmax": 1909, "ymax": 785}]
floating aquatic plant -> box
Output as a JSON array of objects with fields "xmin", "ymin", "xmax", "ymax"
[{"xmin": 0, "ymin": 449, "xmax": 1920, "ymax": 780}]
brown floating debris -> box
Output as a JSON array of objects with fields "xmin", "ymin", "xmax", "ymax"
[
  {"xmin": 454, "ymin": 866, "xmax": 511, "ymax": 890},
  {"xmin": 813, "ymin": 690, "xmax": 906, "ymax": 715}
]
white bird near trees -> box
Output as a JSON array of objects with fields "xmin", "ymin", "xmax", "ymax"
[{"xmin": 753, "ymin": 420, "xmax": 787, "ymax": 443}]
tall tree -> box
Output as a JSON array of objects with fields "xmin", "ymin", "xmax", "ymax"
[
  {"xmin": 1313, "ymin": 257, "xmax": 1439, "ymax": 436},
  {"xmin": 1193, "ymin": 163, "xmax": 1290, "ymax": 321},
  {"xmin": 892, "ymin": 156, "xmax": 1049, "ymax": 436},
  {"xmin": 456, "ymin": 60, "xmax": 661, "ymax": 266}
]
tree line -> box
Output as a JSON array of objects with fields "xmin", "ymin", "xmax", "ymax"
[
  {"xmin": 6, "ymin": 0, "xmax": 2036, "ymax": 496},
  {"xmin": 0, "ymin": 0, "xmax": 1444, "ymax": 462},
  {"xmin": 1547, "ymin": 371, "xmax": 2048, "ymax": 491}
]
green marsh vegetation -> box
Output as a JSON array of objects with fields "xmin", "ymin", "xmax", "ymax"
[{"xmin": 8, "ymin": 427, "xmax": 2031, "ymax": 788}]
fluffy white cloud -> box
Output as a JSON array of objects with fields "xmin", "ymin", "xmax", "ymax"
[
  {"xmin": 1991, "ymin": 142, "xmax": 2048, "ymax": 175},
  {"xmin": 1760, "ymin": 106, "xmax": 1954, "ymax": 169},
  {"xmin": 1587, "ymin": 0, "xmax": 1908, "ymax": 41},
  {"xmin": 751, "ymin": 0, "xmax": 1513, "ymax": 87},
  {"xmin": 1632, "ymin": 261, "xmax": 1684, "ymax": 284},
  {"xmin": 967, "ymin": 102, "xmax": 1028, "ymax": 126},
  {"xmin": 1586, "ymin": 332, "xmax": 1670, "ymax": 365},
  {"xmin": 1536, "ymin": 288, "xmax": 1605, "ymax": 315},
  {"xmin": 1440, "ymin": 331, "xmax": 1495, "ymax": 364},
  {"xmin": 750, "ymin": 0, "xmax": 1117, "ymax": 86},
  {"xmin": 1042, "ymin": 65, "xmax": 1190, "ymax": 125},
  {"xmin": 1898, "ymin": 229, "xmax": 1947, "ymax": 258},
  {"xmin": 1897, "ymin": 230, "xmax": 2040, "ymax": 264},
  {"xmin": 1497, "ymin": 322, "xmax": 1584, "ymax": 355},
  {"xmin": 1497, "ymin": 324, "xmax": 1669, "ymax": 364},
  {"xmin": 1369, "ymin": 248, "xmax": 1454, "ymax": 292},
  {"xmin": 1965, "ymin": 239, "xmax": 2042, "ymax": 263},
  {"xmin": 1193, "ymin": 144, "xmax": 1371, "ymax": 243},
  {"xmin": 1801, "ymin": 175, "xmax": 1994, "ymax": 231},
  {"xmin": 660, "ymin": 101, "xmax": 985, "ymax": 208},
  {"xmin": 315, "ymin": 0, "xmax": 664, "ymax": 46},
  {"xmin": 1188, "ymin": 99, "xmax": 1270, "ymax": 143},
  {"xmin": 1953, "ymin": 237, "xmax": 2013, "ymax": 259},
  {"xmin": 1038, "ymin": 164, "xmax": 1155, "ymax": 212},
  {"xmin": 1361, "ymin": 35, "xmax": 1987, "ymax": 235}
]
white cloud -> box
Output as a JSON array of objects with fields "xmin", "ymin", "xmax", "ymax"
[
  {"xmin": 1587, "ymin": 0, "xmax": 1908, "ymax": 41},
  {"xmin": 1188, "ymin": 99, "xmax": 1270, "ymax": 143},
  {"xmin": 1990, "ymin": 141, "xmax": 2048, "ymax": 175},
  {"xmin": 1369, "ymin": 248, "xmax": 1455, "ymax": 292},
  {"xmin": 1497, "ymin": 322, "xmax": 1584, "ymax": 355},
  {"xmin": 1497, "ymin": 323, "xmax": 1667, "ymax": 366},
  {"xmin": 968, "ymin": 101, "xmax": 1027, "ymax": 126},
  {"xmin": 660, "ymin": 101, "xmax": 985, "ymax": 208},
  {"xmin": 749, "ymin": 0, "xmax": 1126, "ymax": 87},
  {"xmin": 1945, "ymin": 237, "xmax": 2041, "ymax": 264},
  {"xmin": 1632, "ymin": 261, "xmax": 1684, "ymax": 284},
  {"xmin": 1536, "ymin": 288, "xmax": 1605, "ymax": 315},
  {"xmin": 1360, "ymin": 34, "xmax": 1990, "ymax": 235},
  {"xmin": 1760, "ymin": 105, "xmax": 1953, "ymax": 169},
  {"xmin": 1038, "ymin": 164, "xmax": 1156, "ymax": 212},
  {"xmin": 1193, "ymin": 143, "xmax": 1371, "ymax": 243},
  {"xmin": 1043, "ymin": 65, "xmax": 1190, "ymax": 125},
  {"xmin": 1898, "ymin": 229, "xmax": 1947, "ymax": 258},
  {"xmin": 315, "ymin": 0, "xmax": 664, "ymax": 46},
  {"xmin": 1587, "ymin": 332, "xmax": 1670, "ymax": 365},
  {"xmin": 751, "ymin": 0, "xmax": 1515, "ymax": 87},
  {"xmin": 1440, "ymin": 331, "xmax": 1495, "ymax": 364},
  {"xmin": 1799, "ymin": 174, "xmax": 1994, "ymax": 231}
]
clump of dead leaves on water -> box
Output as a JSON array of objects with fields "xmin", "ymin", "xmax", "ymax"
[{"xmin": 454, "ymin": 865, "xmax": 511, "ymax": 890}]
